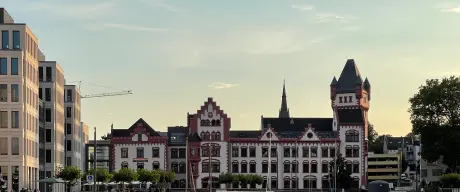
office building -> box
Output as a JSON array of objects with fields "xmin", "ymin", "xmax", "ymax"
[
  {"xmin": 64, "ymin": 85, "xmax": 82, "ymax": 167},
  {"xmin": 85, "ymin": 140, "xmax": 111, "ymax": 172},
  {"xmin": 38, "ymin": 61, "xmax": 65, "ymax": 184},
  {"xmin": 0, "ymin": 8, "xmax": 40, "ymax": 191}
]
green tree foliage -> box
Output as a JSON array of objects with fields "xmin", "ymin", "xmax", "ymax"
[
  {"xmin": 408, "ymin": 76, "xmax": 460, "ymax": 169},
  {"xmin": 440, "ymin": 173, "xmax": 460, "ymax": 188},
  {"xmin": 218, "ymin": 173, "xmax": 233, "ymax": 188},
  {"xmin": 137, "ymin": 169, "xmax": 160, "ymax": 183},
  {"xmin": 112, "ymin": 168, "xmax": 138, "ymax": 183},
  {"xmin": 368, "ymin": 123, "xmax": 378, "ymax": 143},
  {"xmin": 85, "ymin": 167, "xmax": 113, "ymax": 182},
  {"xmin": 101, "ymin": 133, "xmax": 111, "ymax": 140},
  {"xmin": 329, "ymin": 155, "xmax": 352, "ymax": 189},
  {"xmin": 218, "ymin": 173, "xmax": 263, "ymax": 189},
  {"xmin": 56, "ymin": 166, "xmax": 83, "ymax": 189},
  {"xmin": 157, "ymin": 170, "xmax": 176, "ymax": 191}
]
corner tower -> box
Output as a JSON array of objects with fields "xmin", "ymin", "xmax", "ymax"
[{"xmin": 330, "ymin": 59, "xmax": 371, "ymax": 186}]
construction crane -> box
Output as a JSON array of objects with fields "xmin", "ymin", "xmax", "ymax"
[{"xmin": 68, "ymin": 81, "xmax": 133, "ymax": 99}]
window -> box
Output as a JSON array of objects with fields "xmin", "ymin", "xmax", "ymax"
[
  {"xmin": 12, "ymin": 31, "xmax": 20, "ymax": 49},
  {"xmin": 179, "ymin": 162, "xmax": 186, "ymax": 173},
  {"xmin": 0, "ymin": 111, "xmax": 7, "ymax": 128},
  {"xmin": 311, "ymin": 162, "xmax": 317, "ymax": 173},
  {"xmin": 0, "ymin": 84, "xmax": 6, "ymax": 102},
  {"xmin": 292, "ymin": 147, "xmax": 298, "ymax": 157},
  {"xmin": 202, "ymin": 147, "xmax": 209, "ymax": 157},
  {"xmin": 11, "ymin": 58, "xmax": 18, "ymax": 75},
  {"xmin": 352, "ymin": 162, "xmax": 359, "ymax": 173},
  {"xmin": 66, "ymin": 157, "xmax": 72, "ymax": 166},
  {"xmin": 39, "ymin": 67, "xmax": 43, "ymax": 81},
  {"xmin": 2, "ymin": 31, "xmax": 8, "ymax": 49},
  {"xmin": 211, "ymin": 146, "xmax": 220, "ymax": 157},
  {"xmin": 344, "ymin": 96, "xmax": 348, "ymax": 103},
  {"xmin": 346, "ymin": 147, "xmax": 352, "ymax": 157},
  {"xmin": 311, "ymin": 147, "xmax": 317, "ymax": 157},
  {"xmin": 66, "ymin": 140, "xmax": 71, "ymax": 151},
  {"xmin": 171, "ymin": 148, "xmax": 178, "ymax": 158},
  {"xmin": 171, "ymin": 162, "xmax": 178, "ymax": 173},
  {"xmin": 345, "ymin": 131, "xmax": 359, "ymax": 142},
  {"xmin": 137, "ymin": 147, "xmax": 144, "ymax": 158},
  {"xmin": 46, "ymin": 149, "xmax": 51, "ymax": 163},
  {"xmin": 284, "ymin": 161, "xmax": 290, "ymax": 173},
  {"xmin": 152, "ymin": 147, "xmax": 159, "ymax": 158},
  {"xmin": 262, "ymin": 162, "xmax": 268, "ymax": 173},
  {"xmin": 45, "ymin": 108, "xmax": 51, "ymax": 122},
  {"xmin": 292, "ymin": 162, "xmax": 298, "ymax": 173},
  {"xmin": 46, "ymin": 67, "xmax": 52, "ymax": 81},
  {"xmin": 11, "ymin": 111, "xmax": 19, "ymax": 128},
  {"xmin": 262, "ymin": 147, "xmax": 268, "ymax": 157},
  {"xmin": 121, "ymin": 148, "xmax": 128, "ymax": 158},
  {"xmin": 271, "ymin": 162, "xmax": 277, "ymax": 173},
  {"xmin": 284, "ymin": 147, "xmax": 290, "ymax": 157},
  {"xmin": 241, "ymin": 147, "xmax": 247, "ymax": 157},
  {"xmin": 0, "ymin": 137, "xmax": 7, "ymax": 155},
  {"xmin": 45, "ymin": 129, "xmax": 51, "ymax": 142},
  {"xmin": 66, "ymin": 89, "xmax": 72, "ymax": 101},
  {"xmin": 303, "ymin": 162, "xmax": 309, "ymax": 173},
  {"xmin": 250, "ymin": 162, "xmax": 256, "ymax": 173},
  {"xmin": 11, "ymin": 137, "xmax": 19, "ymax": 155},
  {"xmin": 232, "ymin": 147, "xmax": 239, "ymax": 157},
  {"xmin": 322, "ymin": 148, "xmax": 328, "ymax": 157},
  {"xmin": 202, "ymin": 163, "xmax": 209, "ymax": 173},
  {"xmin": 66, "ymin": 107, "xmax": 72, "ymax": 118},
  {"xmin": 271, "ymin": 148, "xmax": 277, "ymax": 157},
  {"xmin": 232, "ymin": 162, "xmax": 239, "ymax": 173},
  {"xmin": 179, "ymin": 148, "xmax": 186, "ymax": 158},
  {"xmin": 0, "ymin": 58, "xmax": 6, "ymax": 75},
  {"xmin": 330, "ymin": 148, "xmax": 336, "ymax": 158},
  {"xmin": 45, "ymin": 88, "xmax": 51, "ymax": 101},
  {"xmin": 241, "ymin": 162, "xmax": 248, "ymax": 173},
  {"xmin": 11, "ymin": 84, "xmax": 18, "ymax": 102},
  {"xmin": 339, "ymin": 97, "xmax": 343, "ymax": 103},
  {"xmin": 284, "ymin": 178, "xmax": 290, "ymax": 189},
  {"xmin": 352, "ymin": 147, "xmax": 359, "ymax": 157},
  {"xmin": 303, "ymin": 147, "xmax": 309, "ymax": 157},
  {"xmin": 66, "ymin": 123, "xmax": 71, "ymax": 134},
  {"xmin": 249, "ymin": 147, "xmax": 256, "ymax": 157},
  {"xmin": 349, "ymin": 96, "xmax": 353, "ymax": 103},
  {"xmin": 322, "ymin": 163, "xmax": 329, "ymax": 173}
]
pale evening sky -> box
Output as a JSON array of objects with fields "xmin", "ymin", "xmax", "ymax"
[{"xmin": 3, "ymin": 0, "xmax": 460, "ymax": 138}]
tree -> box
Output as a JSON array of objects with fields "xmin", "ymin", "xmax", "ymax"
[
  {"xmin": 158, "ymin": 170, "xmax": 176, "ymax": 192},
  {"xmin": 368, "ymin": 123, "xmax": 378, "ymax": 143},
  {"xmin": 112, "ymin": 168, "xmax": 138, "ymax": 183},
  {"xmin": 408, "ymin": 76, "xmax": 460, "ymax": 170},
  {"xmin": 137, "ymin": 169, "xmax": 160, "ymax": 184},
  {"xmin": 56, "ymin": 166, "xmax": 83, "ymax": 191},
  {"xmin": 218, "ymin": 173, "xmax": 234, "ymax": 188},
  {"xmin": 440, "ymin": 173, "xmax": 460, "ymax": 188},
  {"xmin": 247, "ymin": 174, "xmax": 263, "ymax": 188},
  {"xmin": 101, "ymin": 133, "xmax": 111, "ymax": 140},
  {"xmin": 85, "ymin": 167, "xmax": 113, "ymax": 182},
  {"xmin": 329, "ymin": 154, "xmax": 352, "ymax": 189}
]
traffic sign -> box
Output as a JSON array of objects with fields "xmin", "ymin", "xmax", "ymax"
[{"xmin": 87, "ymin": 175, "xmax": 93, "ymax": 182}]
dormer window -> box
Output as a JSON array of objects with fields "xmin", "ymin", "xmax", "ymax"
[
  {"xmin": 339, "ymin": 97, "xmax": 343, "ymax": 103},
  {"xmin": 349, "ymin": 96, "xmax": 352, "ymax": 103},
  {"xmin": 344, "ymin": 96, "xmax": 348, "ymax": 103},
  {"xmin": 138, "ymin": 133, "xmax": 142, "ymax": 141}
]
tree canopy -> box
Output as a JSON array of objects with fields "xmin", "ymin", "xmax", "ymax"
[
  {"xmin": 113, "ymin": 168, "xmax": 138, "ymax": 183},
  {"xmin": 329, "ymin": 155, "xmax": 352, "ymax": 189},
  {"xmin": 408, "ymin": 76, "xmax": 460, "ymax": 169},
  {"xmin": 137, "ymin": 169, "xmax": 160, "ymax": 183},
  {"xmin": 86, "ymin": 167, "xmax": 113, "ymax": 182},
  {"xmin": 56, "ymin": 166, "xmax": 82, "ymax": 187}
]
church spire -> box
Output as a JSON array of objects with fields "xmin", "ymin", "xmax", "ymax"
[{"xmin": 279, "ymin": 80, "xmax": 290, "ymax": 118}]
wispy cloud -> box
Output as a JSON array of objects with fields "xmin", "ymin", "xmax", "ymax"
[
  {"xmin": 315, "ymin": 13, "xmax": 355, "ymax": 23},
  {"xmin": 208, "ymin": 82, "xmax": 238, "ymax": 90},
  {"xmin": 138, "ymin": 0, "xmax": 178, "ymax": 12},
  {"xmin": 441, "ymin": 6, "xmax": 460, "ymax": 13},
  {"xmin": 101, "ymin": 23, "xmax": 170, "ymax": 33},
  {"xmin": 291, "ymin": 4, "xmax": 314, "ymax": 11},
  {"xmin": 25, "ymin": 1, "xmax": 115, "ymax": 20},
  {"xmin": 244, "ymin": 31, "xmax": 305, "ymax": 55},
  {"xmin": 340, "ymin": 26, "xmax": 361, "ymax": 31}
]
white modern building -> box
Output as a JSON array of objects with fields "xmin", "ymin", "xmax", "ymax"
[
  {"xmin": 64, "ymin": 85, "xmax": 82, "ymax": 167},
  {"xmin": 0, "ymin": 8, "xmax": 40, "ymax": 191}
]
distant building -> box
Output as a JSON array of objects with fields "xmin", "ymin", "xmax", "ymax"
[
  {"xmin": 85, "ymin": 140, "xmax": 111, "ymax": 172},
  {"xmin": 367, "ymin": 153, "xmax": 401, "ymax": 185}
]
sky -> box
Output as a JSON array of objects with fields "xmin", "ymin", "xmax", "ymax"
[{"xmin": 3, "ymin": 0, "xmax": 460, "ymax": 138}]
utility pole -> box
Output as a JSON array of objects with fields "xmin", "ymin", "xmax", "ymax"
[{"xmin": 93, "ymin": 127, "xmax": 97, "ymax": 192}]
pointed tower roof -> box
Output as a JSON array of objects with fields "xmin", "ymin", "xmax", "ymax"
[
  {"xmin": 363, "ymin": 77, "xmax": 370, "ymax": 91},
  {"xmin": 336, "ymin": 59, "xmax": 363, "ymax": 93},
  {"xmin": 330, "ymin": 76, "xmax": 338, "ymax": 86},
  {"xmin": 279, "ymin": 80, "xmax": 290, "ymax": 118}
]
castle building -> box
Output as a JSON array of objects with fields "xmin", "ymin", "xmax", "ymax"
[{"xmin": 109, "ymin": 59, "xmax": 371, "ymax": 190}]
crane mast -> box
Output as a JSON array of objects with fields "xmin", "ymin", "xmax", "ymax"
[{"xmin": 81, "ymin": 90, "xmax": 132, "ymax": 99}]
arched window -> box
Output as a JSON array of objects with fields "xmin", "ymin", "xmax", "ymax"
[
  {"xmin": 283, "ymin": 160, "xmax": 290, "ymax": 173},
  {"xmin": 283, "ymin": 176, "xmax": 291, "ymax": 189},
  {"xmin": 302, "ymin": 160, "xmax": 309, "ymax": 173},
  {"xmin": 215, "ymin": 132, "xmax": 221, "ymax": 141},
  {"xmin": 179, "ymin": 162, "xmax": 186, "ymax": 173},
  {"xmin": 352, "ymin": 145, "xmax": 360, "ymax": 157},
  {"xmin": 200, "ymin": 131, "xmax": 205, "ymax": 140},
  {"xmin": 201, "ymin": 177, "xmax": 219, "ymax": 189},
  {"xmin": 211, "ymin": 120, "xmax": 216, "ymax": 126},
  {"xmin": 171, "ymin": 162, "xmax": 178, "ymax": 173},
  {"xmin": 211, "ymin": 131, "xmax": 216, "ymax": 140},
  {"xmin": 352, "ymin": 161, "xmax": 360, "ymax": 173},
  {"xmin": 321, "ymin": 176, "xmax": 329, "ymax": 189},
  {"xmin": 232, "ymin": 160, "xmax": 239, "ymax": 173},
  {"xmin": 202, "ymin": 159, "xmax": 220, "ymax": 173},
  {"xmin": 200, "ymin": 120, "xmax": 206, "ymax": 126},
  {"xmin": 152, "ymin": 161, "xmax": 160, "ymax": 170},
  {"xmin": 303, "ymin": 176, "xmax": 317, "ymax": 189},
  {"xmin": 351, "ymin": 177, "xmax": 360, "ymax": 189},
  {"xmin": 205, "ymin": 132, "xmax": 210, "ymax": 140},
  {"xmin": 205, "ymin": 120, "xmax": 211, "ymax": 126},
  {"xmin": 262, "ymin": 160, "xmax": 269, "ymax": 173},
  {"xmin": 345, "ymin": 130, "xmax": 359, "ymax": 142},
  {"xmin": 241, "ymin": 161, "xmax": 248, "ymax": 173},
  {"xmin": 311, "ymin": 160, "xmax": 318, "ymax": 173},
  {"xmin": 291, "ymin": 176, "xmax": 298, "ymax": 189},
  {"xmin": 345, "ymin": 161, "xmax": 352, "ymax": 173}
]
